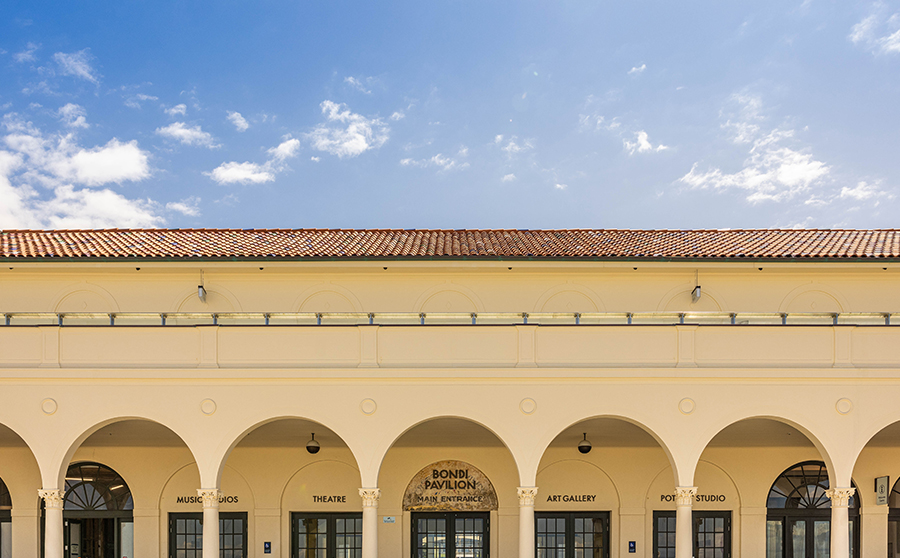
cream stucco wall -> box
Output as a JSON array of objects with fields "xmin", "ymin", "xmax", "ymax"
[{"xmin": 2, "ymin": 259, "xmax": 900, "ymax": 557}]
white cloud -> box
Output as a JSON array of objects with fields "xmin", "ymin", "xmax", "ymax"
[
  {"xmin": 849, "ymin": 6, "xmax": 900, "ymax": 54},
  {"xmin": 628, "ymin": 63, "xmax": 647, "ymax": 75},
  {"xmin": 124, "ymin": 93, "xmax": 159, "ymax": 109},
  {"xmin": 155, "ymin": 122, "xmax": 219, "ymax": 148},
  {"xmin": 52, "ymin": 49, "xmax": 100, "ymax": 84},
  {"xmin": 267, "ymin": 137, "xmax": 301, "ymax": 161},
  {"xmin": 205, "ymin": 161, "xmax": 275, "ymax": 185},
  {"xmin": 206, "ymin": 136, "xmax": 301, "ymax": 185},
  {"xmin": 679, "ymin": 95, "xmax": 832, "ymax": 204},
  {"xmin": 166, "ymin": 196, "xmax": 201, "ymax": 216},
  {"xmin": 14, "ymin": 42, "xmax": 39, "ymax": 63},
  {"xmin": 165, "ymin": 104, "xmax": 187, "ymax": 117},
  {"xmin": 400, "ymin": 152, "xmax": 469, "ymax": 172},
  {"xmin": 310, "ymin": 156, "xmax": 320, "ymax": 162},
  {"xmin": 840, "ymin": 180, "xmax": 890, "ymax": 200},
  {"xmin": 555, "ymin": 183, "xmax": 568, "ymax": 190},
  {"xmin": 624, "ymin": 131, "xmax": 668, "ymax": 155},
  {"xmin": 307, "ymin": 100, "xmax": 389, "ymax": 158},
  {"xmin": 502, "ymin": 173, "xmax": 517, "ymax": 182},
  {"xmin": 0, "ymin": 116, "xmax": 160, "ymax": 229},
  {"xmin": 344, "ymin": 76, "xmax": 372, "ymax": 94},
  {"xmin": 390, "ymin": 111, "xmax": 405, "ymax": 121},
  {"xmin": 497, "ymin": 135, "xmax": 533, "ymax": 156},
  {"xmin": 58, "ymin": 104, "xmax": 88, "ymax": 129},
  {"xmin": 227, "ymin": 110, "xmax": 249, "ymax": 131}
]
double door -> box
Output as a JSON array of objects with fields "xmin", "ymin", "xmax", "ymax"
[
  {"xmin": 168, "ymin": 512, "xmax": 247, "ymax": 558},
  {"xmin": 64, "ymin": 517, "xmax": 133, "ymax": 558},
  {"xmin": 766, "ymin": 515, "xmax": 857, "ymax": 558},
  {"xmin": 291, "ymin": 513, "xmax": 363, "ymax": 558},
  {"xmin": 535, "ymin": 512, "xmax": 609, "ymax": 558},
  {"xmin": 412, "ymin": 512, "xmax": 489, "ymax": 558},
  {"xmin": 653, "ymin": 511, "xmax": 731, "ymax": 558}
]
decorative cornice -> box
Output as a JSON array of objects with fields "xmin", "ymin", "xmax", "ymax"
[
  {"xmin": 38, "ymin": 489, "xmax": 65, "ymax": 509},
  {"xmin": 359, "ymin": 488, "xmax": 381, "ymax": 507},
  {"xmin": 675, "ymin": 486, "xmax": 698, "ymax": 506},
  {"xmin": 826, "ymin": 487, "xmax": 856, "ymax": 508},
  {"xmin": 517, "ymin": 487, "xmax": 539, "ymax": 507},
  {"xmin": 197, "ymin": 488, "xmax": 222, "ymax": 509}
]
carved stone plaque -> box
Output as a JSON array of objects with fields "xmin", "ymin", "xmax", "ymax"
[{"xmin": 402, "ymin": 460, "xmax": 498, "ymax": 512}]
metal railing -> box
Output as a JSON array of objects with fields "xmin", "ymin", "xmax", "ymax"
[{"xmin": 0, "ymin": 311, "xmax": 895, "ymax": 327}]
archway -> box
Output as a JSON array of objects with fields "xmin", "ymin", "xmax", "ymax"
[
  {"xmin": 46, "ymin": 419, "xmax": 200, "ymax": 558},
  {"xmin": 215, "ymin": 417, "xmax": 362, "ymax": 558},
  {"xmin": 852, "ymin": 419, "xmax": 900, "ymax": 557},
  {"xmin": 59, "ymin": 462, "xmax": 134, "ymax": 558},
  {"xmin": 534, "ymin": 417, "xmax": 676, "ymax": 558},
  {"xmin": 766, "ymin": 461, "xmax": 858, "ymax": 558},
  {"xmin": 1, "ymin": 476, "xmax": 10, "ymax": 558},
  {"xmin": 697, "ymin": 418, "xmax": 843, "ymax": 558},
  {"xmin": 378, "ymin": 417, "xmax": 519, "ymax": 558},
  {"xmin": 0, "ymin": 422, "xmax": 41, "ymax": 558}
]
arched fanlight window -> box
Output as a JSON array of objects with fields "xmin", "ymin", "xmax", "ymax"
[
  {"xmin": 767, "ymin": 461, "xmax": 857, "ymax": 509},
  {"xmin": 64, "ymin": 462, "xmax": 133, "ymax": 511},
  {"xmin": 0, "ymin": 477, "xmax": 10, "ymax": 509},
  {"xmin": 889, "ymin": 478, "xmax": 900, "ymax": 508}
]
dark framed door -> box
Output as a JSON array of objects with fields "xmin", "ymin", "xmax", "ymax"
[
  {"xmin": 291, "ymin": 512, "xmax": 363, "ymax": 558},
  {"xmin": 766, "ymin": 513, "xmax": 858, "ymax": 558},
  {"xmin": 0, "ymin": 510, "xmax": 10, "ymax": 558},
  {"xmin": 411, "ymin": 512, "xmax": 489, "ymax": 558},
  {"xmin": 653, "ymin": 511, "xmax": 731, "ymax": 558},
  {"xmin": 168, "ymin": 512, "xmax": 247, "ymax": 558},
  {"xmin": 64, "ymin": 517, "xmax": 131, "ymax": 558},
  {"xmin": 535, "ymin": 512, "xmax": 609, "ymax": 558}
]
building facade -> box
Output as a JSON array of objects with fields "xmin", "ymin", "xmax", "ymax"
[{"xmin": 2, "ymin": 228, "xmax": 900, "ymax": 558}]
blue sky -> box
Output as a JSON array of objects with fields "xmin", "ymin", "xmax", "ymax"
[{"xmin": 1, "ymin": 1, "xmax": 899, "ymax": 230}]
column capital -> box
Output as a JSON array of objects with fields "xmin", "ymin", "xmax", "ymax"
[
  {"xmin": 517, "ymin": 487, "xmax": 539, "ymax": 506},
  {"xmin": 825, "ymin": 487, "xmax": 856, "ymax": 508},
  {"xmin": 359, "ymin": 488, "xmax": 381, "ymax": 507},
  {"xmin": 197, "ymin": 488, "xmax": 221, "ymax": 509},
  {"xmin": 674, "ymin": 486, "xmax": 697, "ymax": 506},
  {"xmin": 38, "ymin": 489, "xmax": 65, "ymax": 509}
]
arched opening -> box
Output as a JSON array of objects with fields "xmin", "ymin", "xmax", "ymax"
[
  {"xmin": 1, "ymin": 476, "xmax": 10, "ymax": 558},
  {"xmin": 378, "ymin": 417, "xmax": 519, "ymax": 558},
  {"xmin": 45, "ymin": 419, "xmax": 199, "ymax": 558},
  {"xmin": 0, "ymin": 422, "xmax": 41, "ymax": 558},
  {"xmin": 215, "ymin": 417, "xmax": 362, "ymax": 558},
  {"xmin": 854, "ymin": 419, "xmax": 900, "ymax": 557},
  {"xmin": 766, "ymin": 461, "xmax": 858, "ymax": 558},
  {"xmin": 535, "ymin": 417, "xmax": 675, "ymax": 558},
  {"xmin": 58, "ymin": 462, "xmax": 134, "ymax": 558},
  {"xmin": 697, "ymin": 417, "xmax": 837, "ymax": 558}
]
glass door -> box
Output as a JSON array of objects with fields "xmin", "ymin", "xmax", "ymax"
[
  {"xmin": 769, "ymin": 517, "xmax": 856, "ymax": 558},
  {"xmin": 535, "ymin": 512, "xmax": 609, "ymax": 558},
  {"xmin": 411, "ymin": 512, "xmax": 489, "ymax": 558},
  {"xmin": 653, "ymin": 511, "xmax": 731, "ymax": 558},
  {"xmin": 291, "ymin": 513, "xmax": 363, "ymax": 558},
  {"xmin": 168, "ymin": 512, "xmax": 247, "ymax": 558}
]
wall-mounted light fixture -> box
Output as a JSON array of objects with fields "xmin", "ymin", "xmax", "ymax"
[
  {"xmin": 691, "ymin": 285, "xmax": 701, "ymax": 303},
  {"xmin": 577, "ymin": 433, "xmax": 592, "ymax": 454},
  {"xmin": 198, "ymin": 285, "xmax": 207, "ymax": 302},
  {"xmin": 306, "ymin": 433, "xmax": 320, "ymax": 454}
]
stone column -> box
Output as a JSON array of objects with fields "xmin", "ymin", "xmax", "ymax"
[
  {"xmin": 38, "ymin": 489, "xmax": 64, "ymax": 558},
  {"xmin": 827, "ymin": 487, "xmax": 855, "ymax": 558},
  {"xmin": 359, "ymin": 488, "xmax": 381, "ymax": 558},
  {"xmin": 517, "ymin": 487, "xmax": 538, "ymax": 558},
  {"xmin": 675, "ymin": 486, "xmax": 697, "ymax": 558},
  {"xmin": 198, "ymin": 489, "xmax": 221, "ymax": 558}
]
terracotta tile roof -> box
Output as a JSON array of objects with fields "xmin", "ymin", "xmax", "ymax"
[{"xmin": 3, "ymin": 229, "xmax": 900, "ymax": 260}]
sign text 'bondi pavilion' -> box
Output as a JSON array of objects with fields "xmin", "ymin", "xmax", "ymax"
[{"xmin": 403, "ymin": 460, "xmax": 498, "ymax": 512}]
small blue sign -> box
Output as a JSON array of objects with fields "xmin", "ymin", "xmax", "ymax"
[
  {"xmin": 264, "ymin": 542, "xmax": 272, "ymax": 554},
  {"xmin": 629, "ymin": 541, "xmax": 636, "ymax": 553}
]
